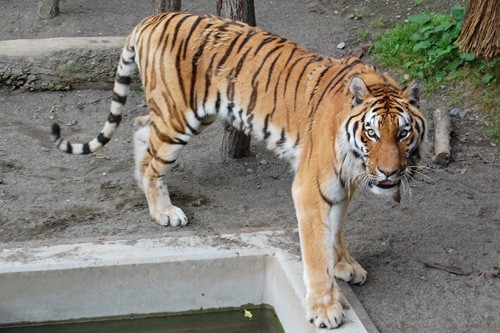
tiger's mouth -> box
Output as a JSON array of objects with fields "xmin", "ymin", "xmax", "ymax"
[{"xmin": 370, "ymin": 179, "xmax": 400, "ymax": 189}]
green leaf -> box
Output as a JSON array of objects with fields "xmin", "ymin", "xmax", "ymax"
[
  {"xmin": 413, "ymin": 41, "xmax": 431, "ymax": 51},
  {"xmin": 409, "ymin": 12, "xmax": 431, "ymax": 24},
  {"xmin": 416, "ymin": 71, "xmax": 425, "ymax": 80},
  {"xmin": 451, "ymin": 5, "xmax": 464, "ymax": 21},
  {"xmin": 436, "ymin": 70, "xmax": 447, "ymax": 81},
  {"xmin": 460, "ymin": 53, "xmax": 475, "ymax": 61},
  {"xmin": 447, "ymin": 59, "xmax": 463, "ymax": 71},
  {"xmin": 482, "ymin": 73, "xmax": 493, "ymax": 84},
  {"xmin": 411, "ymin": 32, "xmax": 425, "ymax": 41}
]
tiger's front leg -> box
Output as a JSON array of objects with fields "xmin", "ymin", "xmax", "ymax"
[{"xmin": 292, "ymin": 172, "xmax": 347, "ymax": 329}]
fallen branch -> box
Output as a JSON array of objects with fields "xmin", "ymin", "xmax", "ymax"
[
  {"xmin": 420, "ymin": 261, "xmax": 471, "ymax": 276},
  {"xmin": 433, "ymin": 106, "xmax": 451, "ymax": 166}
]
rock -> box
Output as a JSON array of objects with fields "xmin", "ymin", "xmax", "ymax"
[
  {"xmin": 336, "ymin": 42, "xmax": 346, "ymax": 49},
  {"xmin": 246, "ymin": 168, "xmax": 254, "ymax": 173},
  {"xmin": 449, "ymin": 108, "xmax": 461, "ymax": 116},
  {"xmin": 259, "ymin": 159, "xmax": 268, "ymax": 165}
]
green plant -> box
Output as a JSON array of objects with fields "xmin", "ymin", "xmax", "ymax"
[
  {"xmin": 370, "ymin": 16, "xmax": 385, "ymax": 29},
  {"xmin": 347, "ymin": 10, "xmax": 363, "ymax": 20},
  {"xmin": 371, "ymin": 5, "xmax": 499, "ymax": 139},
  {"xmin": 407, "ymin": 6, "xmax": 474, "ymax": 82},
  {"xmin": 63, "ymin": 61, "xmax": 83, "ymax": 75},
  {"xmin": 372, "ymin": 5, "xmax": 476, "ymax": 88},
  {"xmin": 357, "ymin": 29, "xmax": 368, "ymax": 41}
]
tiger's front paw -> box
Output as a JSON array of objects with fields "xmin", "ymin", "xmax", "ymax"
[
  {"xmin": 151, "ymin": 205, "xmax": 188, "ymax": 227},
  {"xmin": 333, "ymin": 258, "xmax": 367, "ymax": 285},
  {"xmin": 306, "ymin": 292, "xmax": 345, "ymax": 329}
]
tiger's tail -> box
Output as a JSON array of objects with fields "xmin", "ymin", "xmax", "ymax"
[{"xmin": 51, "ymin": 34, "xmax": 137, "ymax": 154}]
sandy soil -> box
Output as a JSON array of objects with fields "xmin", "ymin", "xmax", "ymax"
[{"xmin": 0, "ymin": 1, "xmax": 499, "ymax": 332}]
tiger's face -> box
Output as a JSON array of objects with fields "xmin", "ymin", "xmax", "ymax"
[{"xmin": 344, "ymin": 76, "xmax": 426, "ymax": 197}]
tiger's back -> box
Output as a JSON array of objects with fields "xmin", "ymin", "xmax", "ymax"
[
  {"xmin": 52, "ymin": 12, "xmax": 426, "ymax": 330},
  {"xmin": 132, "ymin": 13, "xmax": 374, "ymax": 166}
]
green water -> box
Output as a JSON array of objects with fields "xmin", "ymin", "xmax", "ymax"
[{"xmin": 0, "ymin": 307, "xmax": 285, "ymax": 333}]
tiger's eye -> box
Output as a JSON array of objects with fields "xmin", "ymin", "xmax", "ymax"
[
  {"xmin": 399, "ymin": 130, "xmax": 408, "ymax": 138},
  {"xmin": 366, "ymin": 129, "xmax": 376, "ymax": 137}
]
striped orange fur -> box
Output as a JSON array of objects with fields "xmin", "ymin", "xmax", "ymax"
[{"xmin": 52, "ymin": 12, "xmax": 426, "ymax": 329}]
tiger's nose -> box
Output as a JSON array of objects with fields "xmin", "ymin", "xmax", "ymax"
[{"xmin": 377, "ymin": 167, "xmax": 398, "ymax": 178}]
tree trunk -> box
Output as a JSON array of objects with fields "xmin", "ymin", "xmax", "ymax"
[
  {"xmin": 217, "ymin": 0, "xmax": 255, "ymax": 159},
  {"xmin": 38, "ymin": 0, "xmax": 59, "ymax": 19},
  {"xmin": 456, "ymin": 0, "xmax": 500, "ymax": 60},
  {"xmin": 150, "ymin": 0, "xmax": 181, "ymax": 14}
]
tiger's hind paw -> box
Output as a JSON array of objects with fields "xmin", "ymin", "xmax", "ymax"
[
  {"xmin": 151, "ymin": 205, "xmax": 188, "ymax": 227},
  {"xmin": 333, "ymin": 259, "xmax": 367, "ymax": 285}
]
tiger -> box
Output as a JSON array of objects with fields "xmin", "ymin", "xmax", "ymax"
[{"xmin": 51, "ymin": 12, "xmax": 426, "ymax": 329}]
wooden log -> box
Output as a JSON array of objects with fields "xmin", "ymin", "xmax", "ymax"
[
  {"xmin": 433, "ymin": 106, "xmax": 451, "ymax": 166},
  {"xmin": 38, "ymin": 0, "xmax": 60, "ymax": 19},
  {"xmin": 217, "ymin": 0, "xmax": 255, "ymax": 159},
  {"xmin": 150, "ymin": 0, "xmax": 181, "ymax": 14}
]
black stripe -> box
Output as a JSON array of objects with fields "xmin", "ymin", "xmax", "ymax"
[
  {"xmin": 215, "ymin": 91, "xmax": 221, "ymax": 113},
  {"xmin": 182, "ymin": 16, "xmax": 204, "ymax": 59},
  {"xmin": 235, "ymin": 48, "xmax": 251, "ymax": 75},
  {"xmin": 237, "ymin": 30, "xmax": 256, "ymax": 53},
  {"xmin": 277, "ymin": 129, "xmax": 286, "ymax": 146},
  {"xmin": 82, "ymin": 143, "xmax": 90, "ymax": 154},
  {"xmin": 66, "ymin": 141, "xmax": 73, "ymax": 154},
  {"xmin": 284, "ymin": 47, "xmax": 299, "ymax": 68},
  {"xmin": 252, "ymin": 45, "xmax": 283, "ymax": 86},
  {"xmin": 313, "ymin": 60, "xmax": 362, "ymax": 112},
  {"xmin": 158, "ymin": 13, "xmax": 185, "ymax": 68},
  {"xmin": 190, "ymin": 37, "xmax": 208, "ymax": 109},
  {"xmin": 253, "ymin": 36, "xmax": 275, "ymax": 56},
  {"xmin": 263, "ymin": 114, "xmax": 271, "ymax": 139},
  {"xmin": 51, "ymin": 123, "xmax": 61, "ymax": 140},
  {"xmin": 202, "ymin": 57, "xmax": 215, "ymax": 109},
  {"xmin": 247, "ymin": 84, "xmax": 258, "ymax": 114},
  {"xmin": 218, "ymin": 33, "xmax": 241, "ymax": 69},
  {"xmin": 151, "ymin": 122, "xmax": 186, "ymax": 145},
  {"xmin": 283, "ymin": 56, "xmax": 304, "ymax": 98},
  {"xmin": 309, "ymin": 66, "xmax": 331, "ymax": 102},
  {"xmin": 107, "ymin": 113, "xmax": 122, "ymax": 125},
  {"xmin": 97, "ymin": 132, "xmax": 110, "ymax": 145},
  {"xmin": 171, "ymin": 15, "xmax": 192, "ymax": 49},
  {"xmin": 116, "ymin": 75, "xmax": 132, "ymax": 85},
  {"xmin": 112, "ymin": 92, "xmax": 127, "ymax": 105},
  {"xmin": 294, "ymin": 132, "xmax": 300, "ymax": 147},
  {"xmin": 175, "ymin": 40, "xmax": 188, "ymax": 106},
  {"xmin": 294, "ymin": 57, "xmax": 322, "ymax": 105},
  {"xmin": 265, "ymin": 52, "xmax": 282, "ymax": 92}
]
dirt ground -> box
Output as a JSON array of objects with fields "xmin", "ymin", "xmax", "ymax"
[{"xmin": 0, "ymin": 1, "xmax": 499, "ymax": 332}]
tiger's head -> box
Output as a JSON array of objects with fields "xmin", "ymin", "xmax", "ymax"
[{"xmin": 342, "ymin": 74, "xmax": 426, "ymax": 198}]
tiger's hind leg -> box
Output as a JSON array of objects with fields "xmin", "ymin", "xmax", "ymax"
[
  {"xmin": 133, "ymin": 115, "xmax": 151, "ymax": 190},
  {"xmin": 140, "ymin": 125, "xmax": 190, "ymax": 226},
  {"xmin": 135, "ymin": 111, "xmax": 215, "ymax": 227}
]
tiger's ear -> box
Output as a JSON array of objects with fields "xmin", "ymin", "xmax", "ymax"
[
  {"xmin": 403, "ymin": 80, "xmax": 421, "ymax": 107},
  {"xmin": 350, "ymin": 76, "xmax": 368, "ymax": 107}
]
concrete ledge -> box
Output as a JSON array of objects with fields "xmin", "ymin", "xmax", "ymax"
[
  {"xmin": 0, "ymin": 232, "xmax": 379, "ymax": 333},
  {"xmin": 0, "ymin": 37, "xmax": 128, "ymax": 90},
  {"xmin": 0, "ymin": 37, "xmax": 125, "ymax": 58}
]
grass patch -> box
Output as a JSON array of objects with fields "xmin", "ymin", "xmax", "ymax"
[
  {"xmin": 357, "ymin": 29, "xmax": 368, "ymax": 41},
  {"xmin": 371, "ymin": 5, "xmax": 499, "ymax": 138},
  {"xmin": 370, "ymin": 16, "xmax": 385, "ymax": 29}
]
